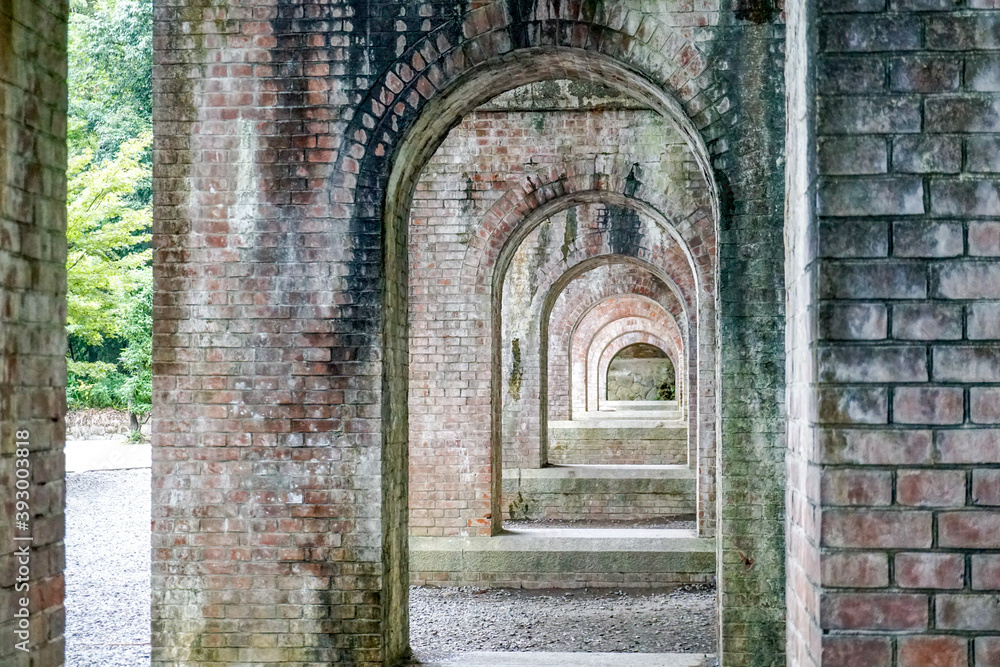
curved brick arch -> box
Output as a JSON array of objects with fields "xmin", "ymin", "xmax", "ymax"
[
  {"xmin": 519, "ymin": 198, "xmax": 702, "ymax": 323},
  {"xmin": 597, "ymin": 330, "xmax": 682, "ymax": 409},
  {"xmin": 571, "ymin": 293, "xmax": 694, "ymax": 434},
  {"xmin": 377, "ymin": 7, "xmax": 725, "ymax": 550},
  {"xmin": 495, "ymin": 200, "xmax": 714, "ymax": 529},
  {"xmin": 502, "ymin": 218, "xmax": 699, "ymax": 468},
  {"xmin": 581, "ymin": 308, "xmax": 685, "ymax": 414},
  {"xmin": 604, "ymin": 337, "xmax": 679, "ymax": 381},
  {"xmin": 465, "ymin": 166, "xmax": 713, "ymax": 296},
  {"xmin": 547, "ymin": 263, "xmax": 689, "ymax": 422},
  {"xmin": 573, "ymin": 301, "xmax": 682, "ymax": 412},
  {"xmin": 350, "ymin": 3, "xmax": 729, "ymax": 229}
]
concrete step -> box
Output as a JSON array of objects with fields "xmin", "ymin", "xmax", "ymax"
[
  {"xmin": 410, "ymin": 528, "xmax": 715, "ymax": 589},
  {"xmin": 572, "ymin": 413, "xmax": 683, "ymax": 423},
  {"xmin": 548, "ymin": 426, "xmax": 688, "ymax": 465},
  {"xmin": 502, "ymin": 465, "xmax": 696, "ymax": 522},
  {"xmin": 604, "ymin": 400, "xmax": 680, "ymax": 411},
  {"xmin": 414, "ymin": 652, "xmax": 713, "ymax": 666}
]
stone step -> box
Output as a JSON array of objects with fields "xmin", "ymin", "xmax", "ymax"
[
  {"xmin": 410, "ymin": 528, "xmax": 715, "ymax": 589},
  {"xmin": 502, "ymin": 465, "xmax": 695, "ymax": 522},
  {"xmin": 604, "ymin": 400, "xmax": 680, "ymax": 411},
  {"xmin": 571, "ymin": 410, "xmax": 683, "ymax": 422},
  {"xmin": 413, "ymin": 652, "xmax": 713, "ymax": 666},
  {"xmin": 548, "ymin": 426, "xmax": 688, "ymax": 465}
]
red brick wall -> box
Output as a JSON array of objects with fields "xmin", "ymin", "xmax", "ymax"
[
  {"xmin": 151, "ymin": 2, "xmax": 411, "ymax": 663},
  {"xmin": 787, "ymin": 2, "xmax": 1000, "ymax": 666},
  {"xmin": 548, "ymin": 426, "xmax": 688, "ymax": 466},
  {"xmin": 0, "ymin": 1, "xmax": 67, "ymax": 665},
  {"xmin": 148, "ymin": 1, "xmax": 786, "ymax": 664}
]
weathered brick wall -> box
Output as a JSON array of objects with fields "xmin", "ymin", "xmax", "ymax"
[
  {"xmin": 787, "ymin": 2, "xmax": 1000, "ymax": 666},
  {"xmin": 151, "ymin": 1, "xmax": 410, "ymax": 663},
  {"xmin": 710, "ymin": 8, "xmax": 788, "ymax": 665},
  {"xmin": 151, "ymin": 1, "xmax": 785, "ymax": 664},
  {"xmin": 501, "ymin": 470, "xmax": 696, "ymax": 522},
  {"xmin": 0, "ymin": 1, "xmax": 67, "ymax": 665},
  {"xmin": 410, "ymin": 559, "xmax": 714, "ymax": 589}
]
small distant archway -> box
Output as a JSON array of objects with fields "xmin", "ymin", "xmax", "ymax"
[{"xmin": 605, "ymin": 341, "xmax": 677, "ymax": 402}]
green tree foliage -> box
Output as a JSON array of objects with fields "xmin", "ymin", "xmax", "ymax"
[
  {"xmin": 117, "ymin": 270, "xmax": 153, "ymax": 422},
  {"xmin": 68, "ymin": 0, "xmax": 153, "ymax": 165},
  {"xmin": 66, "ymin": 0, "xmax": 153, "ymax": 431},
  {"xmin": 66, "ymin": 134, "xmax": 152, "ymax": 348}
]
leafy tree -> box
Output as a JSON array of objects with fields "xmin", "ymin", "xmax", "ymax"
[
  {"xmin": 66, "ymin": 133, "xmax": 152, "ymax": 349},
  {"xmin": 117, "ymin": 270, "xmax": 153, "ymax": 432},
  {"xmin": 65, "ymin": 0, "xmax": 154, "ymax": 434},
  {"xmin": 68, "ymin": 0, "xmax": 153, "ymax": 165}
]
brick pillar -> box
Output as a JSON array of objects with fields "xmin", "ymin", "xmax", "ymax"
[
  {"xmin": 0, "ymin": 1, "xmax": 68, "ymax": 665},
  {"xmin": 787, "ymin": 2, "xmax": 1000, "ymax": 665}
]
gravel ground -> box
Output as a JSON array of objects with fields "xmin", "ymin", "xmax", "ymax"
[
  {"xmin": 65, "ymin": 469, "xmax": 151, "ymax": 667},
  {"xmin": 66, "ymin": 469, "xmax": 716, "ymax": 665},
  {"xmin": 408, "ymin": 585, "xmax": 718, "ymax": 663}
]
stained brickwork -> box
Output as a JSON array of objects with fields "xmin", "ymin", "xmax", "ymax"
[
  {"xmin": 145, "ymin": 0, "xmax": 785, "ymax": 664},
  {"xmin": 549, "ymin": 425, "xmax": 688, "ymax": 466},
  {"xmin": 0, "ymin": 1, "xmax": 67, "ymax": 665},
  {"xmin": 787, "ymin": 2, "xmax": 1000, "ymax": 666},
  {"xmin": 500, "ymin": 469, "xmax": 696, "ymax": 523}
]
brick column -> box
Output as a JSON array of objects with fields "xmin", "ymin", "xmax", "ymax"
[
  {"xmin": 787, "ymin": 2, "xmax": 1000, "ymax": 665},
  {"xmin": 0, "ymin": 1, "xmax": 68, "ymax": 665}
]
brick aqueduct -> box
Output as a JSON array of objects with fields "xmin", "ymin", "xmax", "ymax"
[{"xmin": 4, "ymin": 0, "xmax": 1000, "ymax": 665}]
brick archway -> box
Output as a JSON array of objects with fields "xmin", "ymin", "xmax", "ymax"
[
  {"xmin": 463, "ymin": 165, "xmax": 713, "ymax": 295},
  {"xmin": 547, "ymin": 262, "xmax": 689, "ymax": 422},
  {"xmin": 571, "ymin": 300, "xmax": 683, "ymax": 413},
  {"xmin": 506, "ymin": 199, "xmax": 714, "ymax": 532},
  {"xmin": 494, "ymin": 201, "xmax": 709, "ymax": 483},
  {"xmin": 368, "ymin": 38, "xmax": 724, "ymax": 601},
  {"xmin": 149, "ymin": 1, "xmax": 789, "ymax": 663},
  {"xmin": 552, "ymin": 267, "xmax": 691, "ymax": 413},
  {"xmin": 408, "ymin": 125, "xmax": 709, "ymax": 539}
]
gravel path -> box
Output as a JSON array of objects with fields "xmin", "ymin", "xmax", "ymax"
[
  {"xmin": 66, "ymin": 469, "xmax": 716, "ymax": 665},
  {"xmin": 65, "ymin": 469, "xmax": 151, "ymax": 667},
  {"xmin": 408, "ymin": 585, "xmax": 717, "ymax": 663}
]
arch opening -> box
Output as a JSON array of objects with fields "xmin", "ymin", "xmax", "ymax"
[
  {"xmin": 606, "ymin": 343, "xmax": 677, "ymax": 402},
  {"xmin": 392, "ymin": 41, "xmax": 721, "ymax": 664}
]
